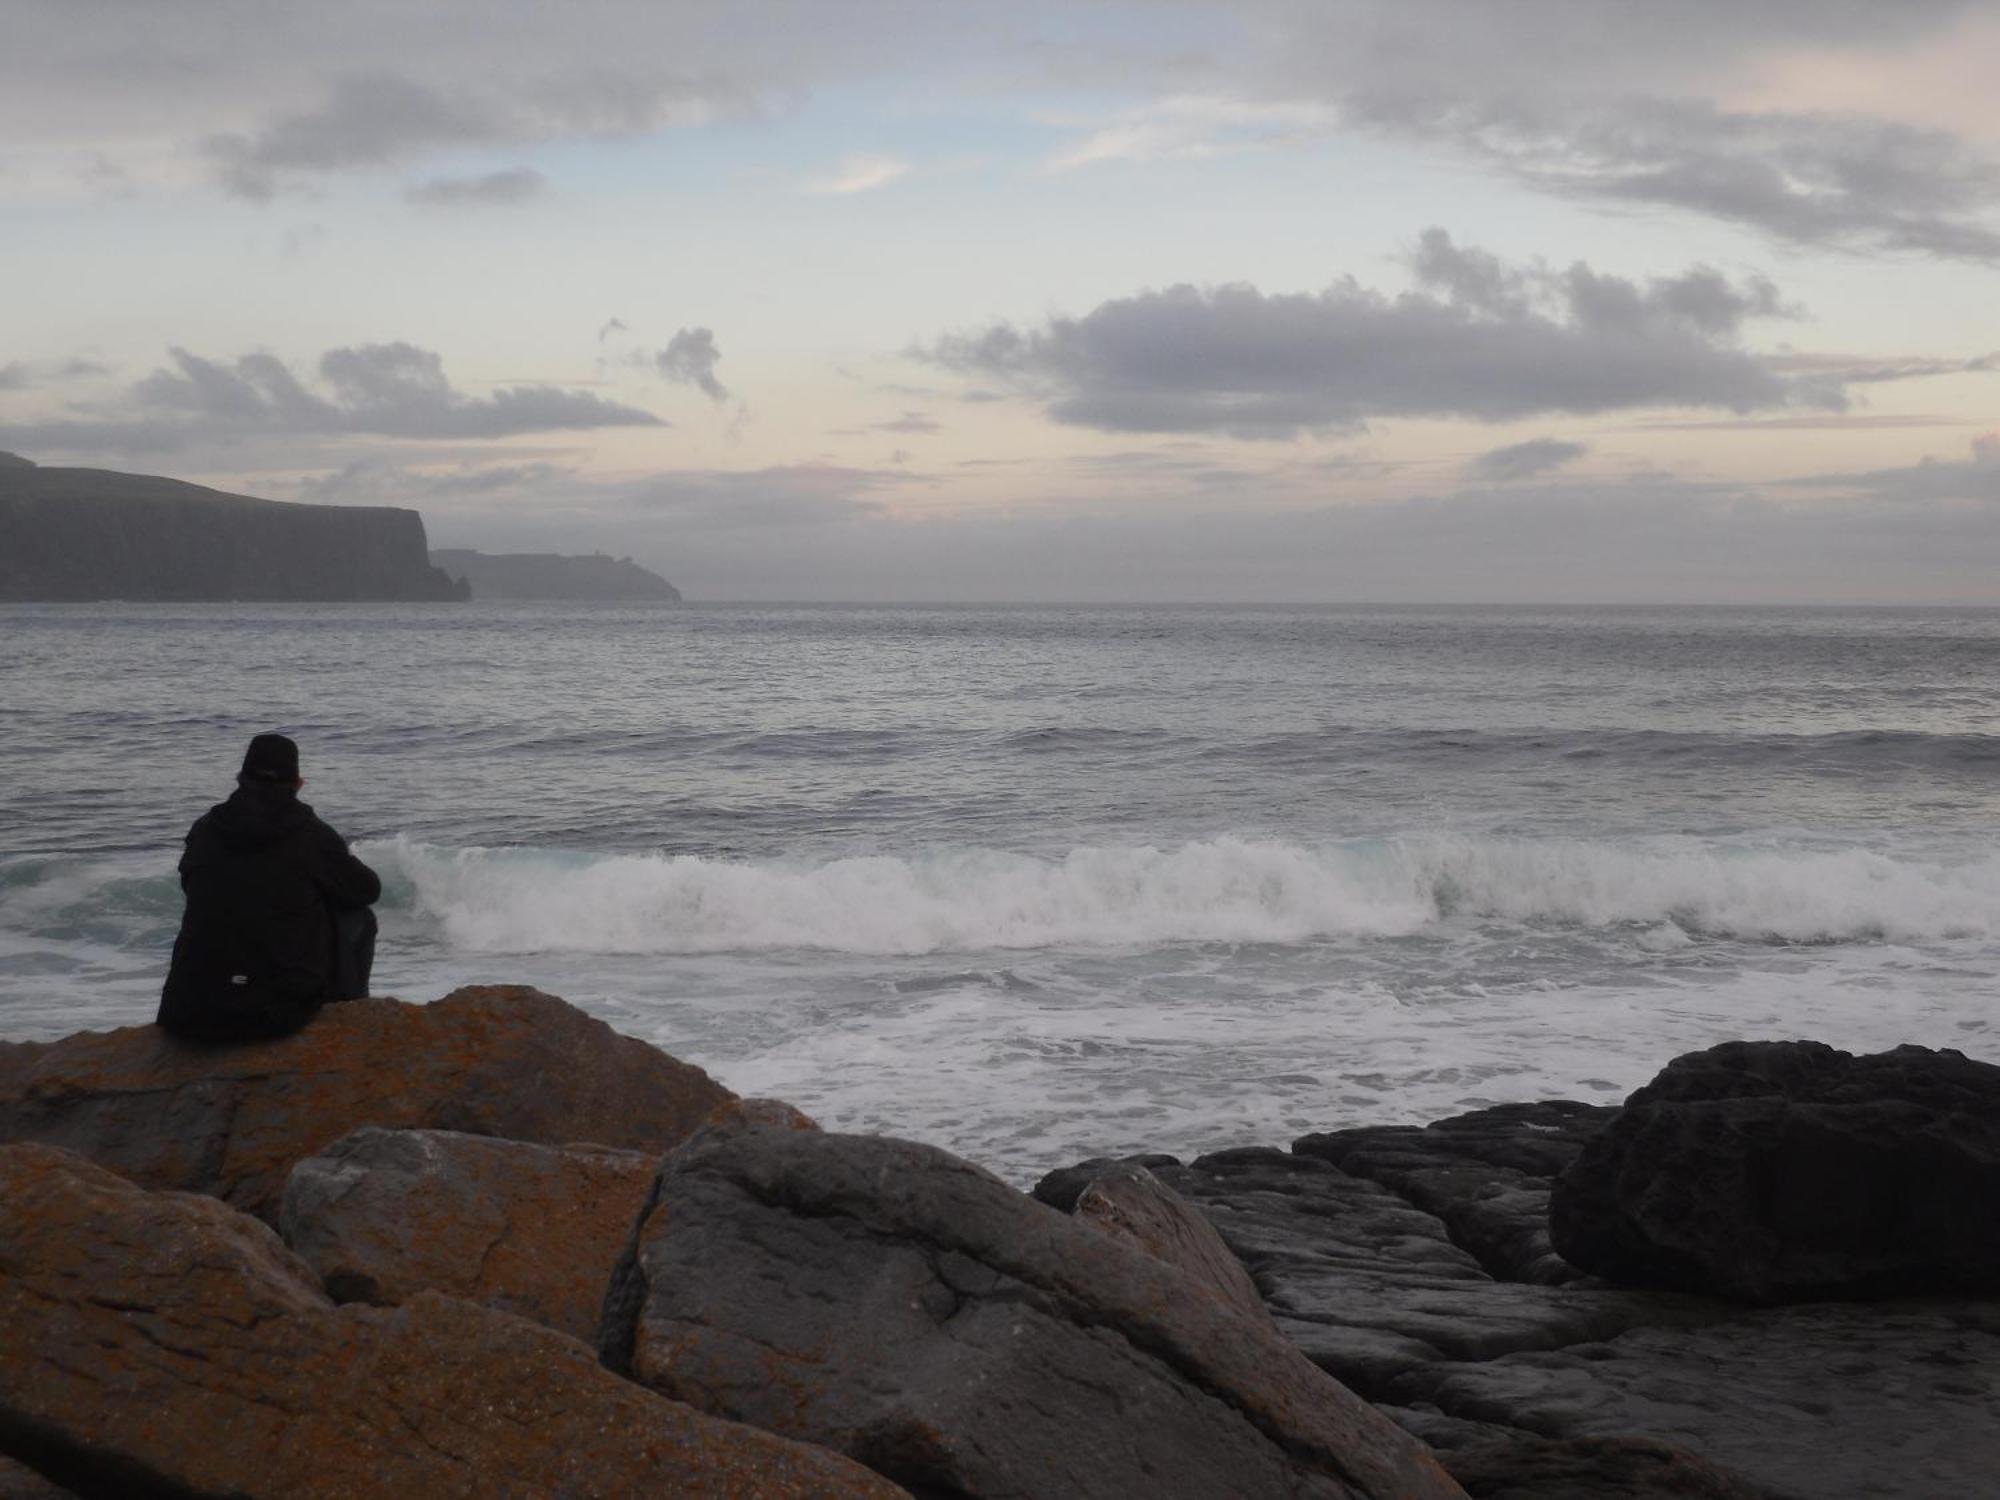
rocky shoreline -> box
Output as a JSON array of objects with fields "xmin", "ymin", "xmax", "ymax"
[{"xmin": 2, "ymin": 986, "xmax": 1994, "ymax": 1498}]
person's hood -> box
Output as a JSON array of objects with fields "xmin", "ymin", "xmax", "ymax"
[{"xmin": 204, "ymin": 783, "xmax": 316, "ymax": 851}]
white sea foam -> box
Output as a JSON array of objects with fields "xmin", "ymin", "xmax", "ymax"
[{"xmin": 368, "ymin": 833, "xmax": 2000, "ymax": 956}]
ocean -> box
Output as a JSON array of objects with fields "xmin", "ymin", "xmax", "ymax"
[{"xmin": 4, "ymin": 602, "xmax": 1997, "ymax": 1182}]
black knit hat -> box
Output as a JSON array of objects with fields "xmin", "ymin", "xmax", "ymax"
[{"xmin": 239, "ymin": 733, "xmax": 300, "ymax": 783}]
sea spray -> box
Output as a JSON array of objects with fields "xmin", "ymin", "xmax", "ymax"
[{"xmin": 366, "ymin": 833, "xmax": 2000, "ymax": 955}]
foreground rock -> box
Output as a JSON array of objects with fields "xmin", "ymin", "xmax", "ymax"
[
  {"xmin": 1042, "ymin": 1060, "xmax": 2000, "ymax": 1500},
  {"xmin": 1058, "ymin": 1159, "xmax": 1273, "ymax": 1326},
  {"xmin": 0, "ymin": 985, "xmax": 733, "ymax": 1223},
  {"xmin": 0, "ymin": 1143, "xmax": 906, "ymax": 1499},
  {"xmin": 1441, "ymin": 1436, "xmax": 1785, "ymax": 1499},
  {"xmin": 281, "ymin": 1127, "xmax": 657, "ymax": 1340},
  {"xmin": 602, "ymin": 1126, "xmax": 1467, "ymax": 1500},
  {"xmin": 1390, "ymin": 1297, "xmax": 2000, "ymax": 1500},
  {"xmin": 1551, "ymin": 1040, "xmax": 2000, "ymax": 1300}
]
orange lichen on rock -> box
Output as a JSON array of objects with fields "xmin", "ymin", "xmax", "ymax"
[
  {"xmin": 0, "ymin": 985, "xmax": 734, "ymax": 1223},
  {"xmin": 0, "ymin": 1142, "xmax": 907, "ymax": 1499}
]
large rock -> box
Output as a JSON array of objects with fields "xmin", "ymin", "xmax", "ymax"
[
  {"xmin": 0, "ymin": 1143, "xmax": 906, "ymax": 1499},
  {"xmin": 0, "ymin": 985, "xmax": 734, "ymax": 1223},
  {"xmin": 1111, "ymin": 1096, "xmax": 2000, "ymax": 1500},
  {"xmin": 601, "ymin": 1126, "xmax": 1467, "ymax": 1500},
  {"xmin": 280, "ymin": 1126, "xmax": 657, "ymax": 1340},
  {"xmin": 1298, "ymin": 1102, "xmax": 1615, "ymax": 1285},
  {"xmin": 1064, "ymin": 1160, "xmax": 1273, "ymax": 1326},
  {"xmin": 1044, "ymin": 1146, "xmax": 1717, "ymax": 1399},
  {"xmin": 1551, "ymin": 1041, "xmax": 2000, "ymax": 1300}
]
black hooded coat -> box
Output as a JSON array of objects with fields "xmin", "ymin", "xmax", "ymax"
[{"xmin": 157, "ymin": 783, "xmax": 381, "ymax": 1040}]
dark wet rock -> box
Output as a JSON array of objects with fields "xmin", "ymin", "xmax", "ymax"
[
  {"xmin": 1045, "ymin": 1088, "xmax": 2000, "ymax": 1499},
  {"xmin": 1551, "ymin": 1041, "xmax": 2000, "ymax": 1300},
  {"xmin": 1390, "ymin": 1298, "xmax": 2000, "ymax": 1500},
  {"xmin": 1442, "ymin": 1435, "xmax": 1787, "ymax": 1499},
  {"xmin": 1299, "ymin": 1101, "xmax": 1616, "ymax": 1284},
  {"xmin": 602, "ymin": 1126, "xmax": 1467, "ymax": 1500},
  {"xmin": 1071, "ymin": 1145, "xmax": 1720, "ymax": 1399},
  {"xmin": 0, "ymin": 1142, "xmax": 907, "ymax": 1500},
  {"xmin": 280, "ymin": 1127, "xmax": 658, "ymax": 1340},
  {"xmin": 1070, "ymin": 1160, "xmax": 1273, "ymax": 1326},
  {"xmin": 0, "ymin": 1457, "xmax": 78, "ymax": 1500},
  {"xmin": 0, "ymin": 985, "xmax": 734, "ymax": 1224}
]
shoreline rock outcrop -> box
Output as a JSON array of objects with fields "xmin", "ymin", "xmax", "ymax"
[
  {"xmin": 1550, "ymin": 1040, "xmax": 2000, "ymax": 1301},
  {"xmin": 280, "ymin": 1126, "xmax": 658, "ymax": 1341},
  {"xmin": 0, "ymin": 985, "xmax": 734, "ymax": 1222},
  {"xmin": 599, "ymin": 1124, "xmax": 1466, "ymax": 1500},
  {"xmin": 2, "ymin": 989, "xmax": 1993, "ymax": 1500},
  {"xmin": 0, "ymin": 1143, "xmax": 907, "ymax": 1499},
  {"xmin": 429, "ymin": 547, "xmax": 682, "ymax": 602}
]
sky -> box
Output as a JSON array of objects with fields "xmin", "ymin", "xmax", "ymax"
[{"xmin": 3, "ymin": 0, "xmax": 1998, "ymax": 603}]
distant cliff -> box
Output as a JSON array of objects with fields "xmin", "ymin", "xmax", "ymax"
[
  {"xmin": 0, "ymin": 454, "xmax": 464, "ymax": 602},
  {"xmin": 429, "ymin": 549, "xmax": 682, "ymax": 602}
]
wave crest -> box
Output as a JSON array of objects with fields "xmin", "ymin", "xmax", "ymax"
[{"xmin": 367, "ymin": 834, "xmax": 2000, "ymax": 955}]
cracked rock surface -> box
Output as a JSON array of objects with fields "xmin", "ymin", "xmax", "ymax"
[
  {"xmin": 280, "ymin": 1126, "xmax": 657, "ymax": 1341},
  {"xmin": 1043, "ymin": 1089, "xmax": 2000, "ymax": 1500},
  {"xmin": 599, "ymin": 1126, "xmax": 1466, "ymax": 1500},
  {"xmin": 0, "ymin": 985, "xmax": 733, "ymax": 1224},
  {"xmin": 0, "ymin": 1142, "xmax": 907, "ymax": 1499}
]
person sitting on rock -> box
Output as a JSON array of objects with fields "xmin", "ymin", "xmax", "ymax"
[{"xmin": 157, "ymin": 733, "xmax": 381, "ymax": 1041}]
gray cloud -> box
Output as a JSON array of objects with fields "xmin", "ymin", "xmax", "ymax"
[
  {"xmin": 655, "ymin": 327, "xmax": 729, "ymax": 402},
  {"xmin": 205, "ymin": 74, "xmax": 498, "ymax": 200},
  {"xmin": 0, "ymin": 356, "xmax": 113, "ymax": 391},
  {"xmin": 1764, "ymin": 351, "xmax": 1999, "ymax": 384},
  {"xmin": 922, "ymin": 230, "xmax": 1828, "ymax": 438},
  {"xmin": 0, "ymin": 342, "xmax": 659, "ymax": 456},
  {"xmin": 291, "ymin": 458, "xmax": 581, "ymax": 505},
  {"xmin": 597, "ymin": 318, "xmax": 629, "ymax": 342},
  {"xmin": 1788, "ymin": 433, "xmax": 2000, "ymax": 504},
  {"xmin": 201, "ymin": 69, "xmax": 744, "ymax": 200},
  {"xmin": 1348, "ymin": 93, "xmax": 2000, "ymax": 262},
  {"xmin": 405, "ymin": 166, "xmax": 547, "ymax": 207},
  {"xmin": 1468, "ymin": 438, "xmax": 1588, "ymax": 482},
  {"xmin": 875, "ymin": 411, "xmax": 942, "ymax": 434}
]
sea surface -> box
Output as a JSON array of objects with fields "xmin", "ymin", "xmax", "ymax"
[{"xmin": 4, "ymin": 602, "xmax": 1997, "ymax": 1182}]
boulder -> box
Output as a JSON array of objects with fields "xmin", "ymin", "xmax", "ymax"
[
  {"xmin": 1070, "ymin": 1160, "xmax": 1273, "ymax": 1326},
  {"xmin": 1551, "ymin": 1041, "xmax": 2000, "ymax": 1300},
  {"xmin": 1298, "ymin": 1102, "xmax": 1616, "ymax": 1284},
  {"xmin": 280, "ymin": 1127, "xmax": 657, "ymax": 1340},
  {"xmin": 1044, "ymin": 1146, "xmax": 1718, "ymax": 1399},
  {"xmin": 0, "ymin": 1143, "xmax": 906, "ymax": 1499},
  {"xmin": 600, "ymin": 1125, "xmax": 1466, "ymax": 1500},
  {"xmin": 0, "ymin": 985, "xmax": 734, "ymax": 1223}
]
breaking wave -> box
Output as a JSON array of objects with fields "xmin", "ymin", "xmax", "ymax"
[{"xmin": 366, "ymin": 834, "xmax": 2000, "ymax": 956}]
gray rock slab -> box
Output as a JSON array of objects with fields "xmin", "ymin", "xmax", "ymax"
[
  {"xmin": 1389, "ymin": 1298, "xmax": 2000, "ymax": 1500},
  {"xmin": 602, "ymin": 1127, "xmax": 1468, "ymax": 1500}
]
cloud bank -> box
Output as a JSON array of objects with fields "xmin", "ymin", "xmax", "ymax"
[
  {"xmin": 0, "ymin": 342, "xmax": 658, "ymax": 455},
  {"xmin": 923, "ymin": 230, "xmax": 1830, "ymax": 438}
]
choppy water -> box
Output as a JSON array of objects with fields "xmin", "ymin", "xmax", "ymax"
[{"xmin": 4, "ymin": 602, "xmax": 1997, "ymax": 1181}]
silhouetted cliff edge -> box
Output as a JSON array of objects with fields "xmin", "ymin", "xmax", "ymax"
[
  {"xmin": 0, "ymin": 453, "xmax": 464, "ymax": 602},
  {"xmin": 430, "ymin": 548, "xmax": 681, "ymax": 602}
]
